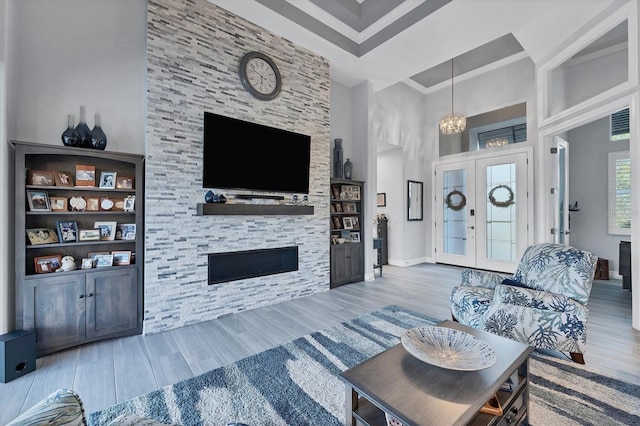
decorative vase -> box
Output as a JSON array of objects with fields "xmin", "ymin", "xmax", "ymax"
[
  {"xmin": 75, "ymin": 106, "xmax": 92, "ymax": 148},
  {"xmin": 61, "ymin": 115, "xmax": 80, "ymax": 147},
  {"xmin": 205, "ymin": 190, "xmax": 215, "ymax": 203},
  {"xmin": 344, "ymin": 158, "xmax": 353, "ymax": 180},
  {"xmin": 333, "ymin": 138, "xmax": 343, "ymax": 179},
  {"xmin": 90, "ymin": 113, "xmax": 108, "ymax": 150}
]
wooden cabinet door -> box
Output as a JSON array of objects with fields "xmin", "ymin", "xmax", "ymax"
[
  {"xmin": 85, "ymin": 268, "xmax": 138, "ymax": 338},
  {"xmin": 347, "ymin": 243, "xmax": 364, "ymax": 281},
  {"xmin": 23, "ymin": 274, "xmax": 86, "ymax": 352}
]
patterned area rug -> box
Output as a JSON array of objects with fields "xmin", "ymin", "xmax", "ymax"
[{"xmin": 88, "ymin": 305, "xmax": 640, "ymax": 425}]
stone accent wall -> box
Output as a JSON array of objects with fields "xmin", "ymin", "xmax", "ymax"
[{"xmin": 144, "ymin": 0, "xmax": 330, "ymax": 333}]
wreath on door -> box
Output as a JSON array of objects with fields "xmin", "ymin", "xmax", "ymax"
[
  {"xmin": 488, "ymin": 184, "xmax": 515, "ymax": 208},
  {"xmin": 445, "ymin": 189, "xmax": 467, "ymax": 211}
]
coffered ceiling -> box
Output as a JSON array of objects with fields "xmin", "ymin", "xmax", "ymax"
[{"xmin": 209, "ymin": 0, "xmax": 619, "ymax": 92}]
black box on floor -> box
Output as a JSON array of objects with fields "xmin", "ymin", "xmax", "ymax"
[{"xmin": 0, "ymin": 329, "xmax": 36, "ymax": 383}]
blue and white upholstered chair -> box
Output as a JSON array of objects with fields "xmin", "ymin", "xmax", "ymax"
[{"xmin": 449, "ymin": 243, "xmax": 598, "ymax": 364}]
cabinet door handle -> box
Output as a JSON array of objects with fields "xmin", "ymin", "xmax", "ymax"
[
  {"xmin": 79, "ymin": 294, "xmax": 85, "ymax": 299},
  {"xmin": 87, "ymin": 293, "xmax": 94, "ymax": 297}
]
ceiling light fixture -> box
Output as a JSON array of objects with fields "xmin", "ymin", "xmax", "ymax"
[{"xmin": 439, "ymin": 58, "xmax": 466, "ymax": 134}]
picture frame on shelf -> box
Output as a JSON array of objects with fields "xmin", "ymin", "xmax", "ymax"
[
  {"xmin": 118, "ymin": 223, "xmax": 136, "ymax": 240},
  {"xmin": 330, "ymin": 204, "xmax": 335, "ymax": 213},
  {"xmin": 331, "ymin": 186, "xmax": 340, "ymax": 200},
  {"xmin": 343, "ymin": 202, "xmax": 357, "ymax": 213},
  {"xmin": 26, "ymin": 228, "xmax": 59, "ymax": 245},
  {"xmin": 75, "ymin": 164, "xmax": 96, "ymax": 187},
  {"xmin": 123, "ymin": 195, "xmax": 135, "ymax": 212},
  {"xmin": 116, "ymin": 176, "xmax": 134, "ymax": 189},
  {"xmin": 80, "ymin": 258, "xmax": 94, "ymax": 270},
  {"xmin": 99, "ymin": 197, "xmax": 115, "ymax": 211},
  {"xmin": 28, "ymin": 170, "xmax": 54, "ymax": 186},
  {"xmin": 34, "ymin": 255, "xmax": 62, "ymax": 274},
  {"xmin": 350, "ymin": 232, "xmax": 361, "ymax": 242},
  {"xmin": 69, "ymin": 196, "xmax": 87, "ymax": 212},
  {"xmin": 377, "ymin": 193, "xmax": 386, "ymax": 207},
  {"xmin": 341, "ymin": 185, "xmax": 360, "ymax": 201},
  {"xmin": 342, "ymin": 217, "xmax": 354, "ymax": 230},
  {"xmin": 57, "ymin": 220, "xmax": 78, "ymax": 243},
  {"xmin": 78, "ymin": 228, "xmax": 101, "ymax": 242},
  {"xmin": 54, "ymin": 170, "xmax": 74, "ymax": 187},
  {"xmin": 49, "ymin": 197, "xmax": 68, "ymax": 212},
  {"xmin": 112, "ymin": 198, "xmax": 125, "ymax": 211},
  {"xmin": 334, "ymin": 203, "xmax": 342, "ymax": 213},
  {"xmin": 94, "ymin": 221, "xmax": 117, "ymax": 241},
  {"xmin": 351, "ymin": 216, "xmax": 360, "ymax": 230},
  {"xmin": 85, "ymin": 196, "xmax": 100, "ymax": 211},
  {"xmin": 94, "ymin": 253, "xmax": 114, "ymax": 268},
  {"xmin": 112, "ymin": 250, "xmax": 132, "ymax": 266},
  {"xmin": 332, "ymin": 216, "xmax": 342, "ymax": 230},
  {"xmin": 331, "ymin": 235, "xmax": 338, "ymax": 244},
  {"xmin": 99, "ymin": 171, "xmax": 117, "ymax": 189},
  {"xmin": 26, "ymin": 190, "xmax": 51, "ymax": 211},
  {"xmin": 88, "ymin": 251, "xmax": 109, "ymax": 267}
]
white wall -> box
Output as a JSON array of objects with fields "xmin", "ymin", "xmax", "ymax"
[
  {"xmin": 1, "ymin": 0, "xmax": 146, "ymax": 331},
  {"xmin": 330, "ymin": 80, "xmax": 354, "ymax": 173},
  {"xmin": 0, "ymin": 0, "xmax": 11, "ymax": 334},
  {"xmin": 568, "ymin": 116, "xmax": 630, "ymax": 273},
  {"xmin": 376, "ymin": 147, "xmax": 403, "ymax": 264},
  {"xmin": 8, "ymin": 0, "xmax": 146, "ymax": 152}
]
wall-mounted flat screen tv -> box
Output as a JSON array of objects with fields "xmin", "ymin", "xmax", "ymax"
[{"xmin": 203, "ymin": 112, "xmax": 311, "ymax": 194}]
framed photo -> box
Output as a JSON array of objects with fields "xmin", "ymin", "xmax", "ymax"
[
  {"xmin": 94, "ymin": 253, "xmax": 114, "ymax": 268},
  {"xmin": 85, "ymin": 196, "xmax": 100, "ymax": 211},
  {"xmin": 57, "ymin": 220, "xmax": 78, "ymax": 243},
  {"xmin": 377, "ymin": 193, "xmax": 387, "ymax": 207},
  {"xmin": 81, "ymin": 258, "xmax": 94, "ymax": 270},
  {"xmin": 123, "ymin": 195, "xmax": 135, "ymax": 212},
  {"xmin": 94, "ymin": 221, "xmax": 117, "ymax": 241},
  {"xmin": 116, "ymin": 176, "xmax": 134, "ymax": 189},
  {"xmin": 331, "ymin": 186, "xmax": 340, "ymax": 200},
  {"xmin": 331, "ymin": 235, "xmax": 338, "ymax": 244},
  {"xmin": 117, "ymin": 223, "xmax": 136, "ymax": 240},
  {"xmin": 78, "ymin": 228, "xmax": 101, "ymax": 241},
  {"xmin": 112, "ymin": 250, "xmax": 132, "ymax": 266},
  {"xmin": 26, "ymin": 190, "xmax": 51, "ymax": 211},
  {"xmin": 342, "ymin": 217, "xmax": 354, "ymax": 230},
  {"xmin": 341, "ymin": 185, "xmax": 361, "ymax": 201},
  {"xmin": 334, "ymin": 203, "xmax": 342, "ymax": 213},
  {"xmin": 112, "ymin": 198, "xmax": 125, "ymax": 211},
  {"xmin": 99, "ymin": 197, "xmax": 115, "ymax": 211},
  {"xmin": 68, "ymin": 196, "xmax": 87, "ymax": 212},
  {"xmin": 350, "ymin": 232, "xmax": 361, "ymax": 242},
  {"xmin": 26, "ymin": 228, "xmax": 59, "ymax": 245},
  {"xmin": 54, "ymin": 170, "xmax": 74, "ymax": 187},
  {"xmin": 28, "ymin": 170, "xmax": 54, "ymax": 186},
  {"xmin": 99, "ymin": 171, "xmax": 117, "ymax": 189},
  {"xmin": 332, "ymin": 216, "xmax": 342, "ymax": 230},
  {"xmin": 50, "ymin": 197, "xmax": 68, "ymax": 211},
  {"xmin": 88, "ymin": 251, "xmax": 110, "ymax": 266},
  {"xmin": 75, "ymin": 164, "xmax": 96, "ymax": 187},
  {"xmin": 34, "ymin": 255, "xmax": 62, "ymax": 274},
  {"xmin": 351, "ymin": 216, "xmax": 360, "ymax": 230},
  {"xmin": 343, "ymin": 202, "xmax": 357, "ymax": 213}
]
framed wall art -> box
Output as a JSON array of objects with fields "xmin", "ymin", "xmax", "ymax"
[{"xmin": 377, "ymin": 193, "xmax": 386, "ymax": 207}]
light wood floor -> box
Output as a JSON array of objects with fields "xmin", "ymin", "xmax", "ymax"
[{"xmin": 1, "ymin": 263, "xmax": 638, "ymax": 424}]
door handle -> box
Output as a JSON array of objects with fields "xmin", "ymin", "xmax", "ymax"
[
  {"xmin": 564, "ymin": 231, "xmax": 570, "ymax": 235},
  {"xmin": 467, "ymin": 226, "xmax": 475, "ymax": 230}
]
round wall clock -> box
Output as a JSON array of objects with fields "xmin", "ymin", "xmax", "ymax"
[{"xmin": 239, "ymin": 51, "xmax": 282, "ymax": 101}]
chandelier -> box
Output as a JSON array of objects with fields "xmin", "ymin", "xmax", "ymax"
[
  {"xmin": 486, "ymin": 137, "xmax": 509, "ymax": 148},
  {"xmin": 440, "ymin": 59, "xmax": 466, "ymax": 134}
]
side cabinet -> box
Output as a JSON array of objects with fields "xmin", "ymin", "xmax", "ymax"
[
  {"xmin": 330, "ymin": 179, "xmax": 365, "ymax": 288},
  {"xmin": 12, "ymin": 140, "xmax": 144, "ymax": 356}
]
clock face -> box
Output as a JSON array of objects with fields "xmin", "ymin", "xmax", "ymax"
[{"xmin": 239, "ymin": 51, "xmax": 282, "ymax": 100}]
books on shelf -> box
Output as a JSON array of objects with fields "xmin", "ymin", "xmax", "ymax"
[{"xmin": 500, "ymin": 369, "xmax": 520, "ymax": 392}]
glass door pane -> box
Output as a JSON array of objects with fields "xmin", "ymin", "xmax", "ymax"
[{"xmin": 443, "ymin": 169, "xmax": 467, "ymax": 255}]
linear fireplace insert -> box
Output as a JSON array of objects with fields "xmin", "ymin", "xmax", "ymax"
[{"xmin": 208, "ymin": 246, "xmax": 298, "ymax": 284}]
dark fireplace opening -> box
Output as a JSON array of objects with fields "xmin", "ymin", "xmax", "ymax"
[{"xmin": 208, "ymin": 246, "xmax": 298, "ymax": 285}]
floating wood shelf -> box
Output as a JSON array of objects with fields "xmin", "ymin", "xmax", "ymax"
[{"xmin": 196, "ymin": 203, "xmax": 314, "ymax": 216}]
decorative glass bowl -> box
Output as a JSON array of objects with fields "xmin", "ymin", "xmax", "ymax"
[{"xmin": 401, "ymin": 326, "xmax": 496, "ymax": 371}]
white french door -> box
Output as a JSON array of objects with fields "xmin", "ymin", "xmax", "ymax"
[
  {"xmin": 434, "ymin": 151, "xmax": 530, "ymax": 273},
  {"xmin": 552, "ymin": 137, "xmax": 570, "ymax": 245}
]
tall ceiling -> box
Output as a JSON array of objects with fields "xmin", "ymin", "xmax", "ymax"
[{"xmin": 210, "ymin": 0, "xmax": 619, "ymax": 92}]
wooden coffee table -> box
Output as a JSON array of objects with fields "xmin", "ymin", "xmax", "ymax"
[{"xmin": 339, "ymin": 320, "xmax": 534, "ymax": 426}]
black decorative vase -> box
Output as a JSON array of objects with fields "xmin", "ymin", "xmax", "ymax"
[
  {"xmin": 61, "ymin": 115, "xmax": 80, "ymax": 147},
  {"xmin": 344, "ymin": 158, "xmax": 353, "ymax": 180},
  {"xmin": 75, "ymin": 106, "xmax": 92, "ymax": 148},
  {"xmin": 90, "ymin": 114, "xmax": 107, "ymax": 150},
  {"xmin": 333, "ymin": 138, "xmax": 343, "ymax": 179}
]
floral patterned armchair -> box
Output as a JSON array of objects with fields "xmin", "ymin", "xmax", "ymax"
[{"xmin": 449, "ymin": 243, "xmax": 598, "ymax": 363}]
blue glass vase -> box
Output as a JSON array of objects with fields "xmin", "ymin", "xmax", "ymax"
[
  {"xmin": 61, "ymin": 115, "xmax": 80, "ymax": 147},
  {"xmin": 75, "ymin": 106, "xmax": 92, "ymax": 148},
  {"xmin": 90, "ymin": 114, "xmax": 107, "ymax": 150}
]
